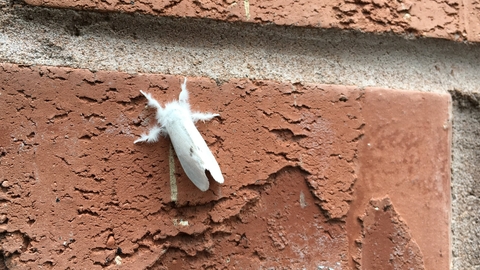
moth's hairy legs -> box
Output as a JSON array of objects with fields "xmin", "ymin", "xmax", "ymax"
[
  {"xmin": 134, "ymin": 125, "xmax": 164, "ymax": 144},
  {"xmin": 191, "ymin": 112, "xmax": 220, "ymax": 123},
  {"xmin": 139, "ymin": 90, "xmax": 163, "ymax": 111}
]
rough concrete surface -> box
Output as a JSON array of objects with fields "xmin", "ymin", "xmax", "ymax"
[
  {"xmin": 0, "ymin": 2, "xmax": 480, "ymax": 94},
  {"xmin": 450, "ymin": 90, "xmax": 480, "ymax": 270},
  {"xmin": 0, "ymin": 64, "xmax": 451, "ymax": 269}
]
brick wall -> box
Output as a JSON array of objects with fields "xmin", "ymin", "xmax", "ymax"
[{"xmin": 0, "ymin": 0, "xmax": 479, "ymax": 269}]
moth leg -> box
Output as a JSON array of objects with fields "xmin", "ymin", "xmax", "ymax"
[
  {"xmin": 139, "ymin": 90, "xmax": 163, "ymax": 111},
  {"xmin": 134, "ymin": 126, "xmax": 164, "ymax": 144},
  {"xmin": 178, "ymin": 77, "xmax": 189, "ymax": 104},
  {"xmin": 191, "ymin": 112, "xmax": 220, "ymax": 123}
]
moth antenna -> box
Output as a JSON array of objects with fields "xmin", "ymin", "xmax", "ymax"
[{"xmin": 178, "ymin": 77, "xmax": 189, "ymax": 104}]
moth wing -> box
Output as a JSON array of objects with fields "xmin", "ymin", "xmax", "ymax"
[
  {"xmin": 168, "ymin": 114, "xmax": 224, "ymax": 191},
  {"xmin": 199, "ymin": 140, "xmax": 224, "ymax": 184}
]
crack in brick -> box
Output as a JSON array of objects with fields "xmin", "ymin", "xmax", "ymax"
[{"xmin": 76, "ymin": 95, "xmax": 100, "ymax": 104}]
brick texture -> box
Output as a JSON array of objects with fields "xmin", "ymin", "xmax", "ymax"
[
  {"xmin": 465, "ymin": 0, "xmax": 480, "ymax": 42},
  {"xmin": 0, "ymin": 64, "xmax": 451, "ymax": 269},
  {"xmin": 349, "ymin": 87, "xmax": 451, "ymax": 270},
  {"xmin": 24, "ymin": 0, "xmax": 478, "ymax": 42}
]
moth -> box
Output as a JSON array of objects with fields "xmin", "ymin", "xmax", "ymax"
[{"xmin": 134, "ymin": 78, "xmax": 224, "ymax": 191}]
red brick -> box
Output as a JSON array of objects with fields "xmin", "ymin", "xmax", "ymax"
[
  {"xmin": 465, "ymin": 0, "xmax": 480, "ymax": 42},
  {"xmin": 348, "ymin": 88, "xmax": 451, "ymax": 269},
  {"xmin": 0, "ymin": 64, "xmax": 450, "ymax": 268},
  {"xmin": 24, "ymin": 0, "xmax": 476, "ymax": 41}
]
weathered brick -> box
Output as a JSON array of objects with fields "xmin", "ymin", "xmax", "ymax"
[
  {"xmin": 23, "ymin": 0, "xmax": 476, "ymax": 42},
  {"xmin": 0, "ymin": 64, "xmax": 450, "ymax": 268},
  {"xmin": 465, "ymin": 0, "xmax": 480, "ymax": 42},
  {"xmin": 349, "ymin": 87, "xmax": 451, "ymax": 270}
]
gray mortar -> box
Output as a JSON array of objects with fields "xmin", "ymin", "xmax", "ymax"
[
  {"xmin": 0, "ymin": 1, "xmax": 479, "ymax": 269},
  {"xmin": 451, "ymin": 91, "xmax": 480, "ymax": 270}
]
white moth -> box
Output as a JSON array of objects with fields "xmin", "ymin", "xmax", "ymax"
[{"xmin": 134, "ymin": 78, "xmax": 224, "ymax": 191}]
